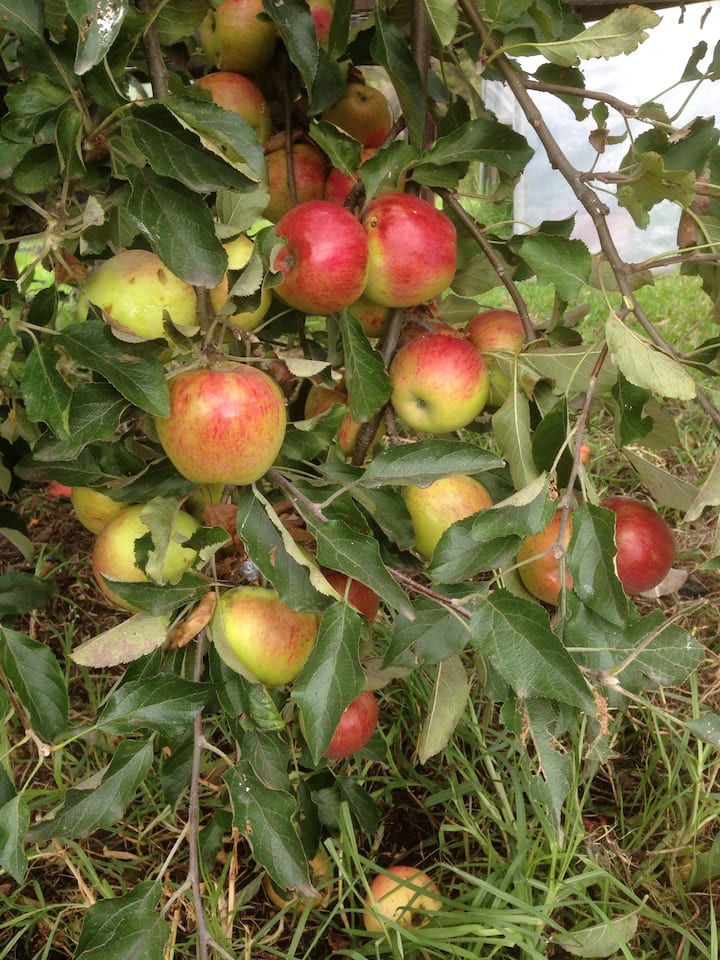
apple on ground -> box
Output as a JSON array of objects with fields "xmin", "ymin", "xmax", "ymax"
[
  {"xmin": 264, "ymin": 142, "xmax": 327, "ymax": 222},
  {"xmin": 83, "ymin": 248, "xmax": 198, "ymax": 341},
  {"xmin": 208, "ymin": 585, "xmax": 319, "ymax": 686},
  {"xmin": 210, "ymin": 234, "xmax": 273, "ymax": 331},
  {"xmin": 403, "ymin": 476, "xmax": 493, "ymax": 559},
  {"xmin": 272, "ymin": 201, "xmax": 369, "ymax": 315},
  {"xmin": 321, "ymin": 568, "xmax": 380, "ymax": 621},
  {"xmin": 47, "ymin": 481, "xmax": 73, "ymax": 499},
  {"xmin": 321, "ymin": 82, "xmax": 392, "ymax": 148},
  {"xmin": 601, "ymin": 495, "xmax": 676, "ymax": 594},
  {"xmin": 361, "ymin": 193, "xmax": 457, "ymax": 308},
  {"xmin": 363, "ymin": 865, "xmax": 442, "ymax": 932},
  {"xmin": 324, "ymin": 689, "xmax": 379, "ymax": 759},
  {"xmin": 263, "ymin": 848, "xmax": 333, "ymax": 911},
  {"xmin": 92, "ymin": 504, "xmax": 199, "ymax": 610},
  {"xmin": 195, "ymin": 71, "xmax": 271, "ymax": 143},
  {"xmin": 71, "ymin": 486, "xmax": 129, "ymax": 534},
  {"xmin": 389, "ymin": 332, "xmax": 489, "ymax": 434},
  {"xmin": 517, "ymin": 509, "xmax": 573, "ymax": 606},
  {"xmin": 154, "ymin": 364, "xmax": 287, "ymax": 486},
  {"xmin": 465, "ymin": 308, "xmax": 526, "ymax": 406},
  {"xmin": 199, "ymin": 0, "xmax": 278, "ymax": 75}
]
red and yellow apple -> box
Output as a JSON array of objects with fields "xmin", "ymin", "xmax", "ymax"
[
  {"xmin": 264, "ymin": 142, "xmax": 327, "ymax": 222},
  {"xmin": 324, "ymin": 148, "xmax": 377, "ymax": 206},
  {"xmin": 71, "ymin": 486, "xmax": 129, "ymax": 534},
  {"xmin": 324, "ymin": 689, "xmax": 379, "ymax": 759},
  {"xmin": 361, "ymin": 193, "xmax": 457, "ymax": 308},
  {"xmin": 309, "ymin": 0, "xmax": 335, "ymax": 45},
  {"xmin": 154, "ymin": 364, "xmax": 287, "ymax": 485},
  {"xmin": 465, "ymin": 309, "xmax": 526, "ymax": 406},
  {"xmin": 208, "ymin": 585, "xmax": 319, "ymax": 686},
  {"xmin": 322, "ymin": 82, "xmax": 392, "ymax": 148},
  {"xmin": 363, "ymin": 865, "xmax": 442, "ymax": 932},
  {"xmin": 517, "ymin": 509, "xmax": 573, "ymax": 606},
  {"xmin": 195, "ymin": 70, "xmax": 272, "ymax": 143},
  {"xmin": 347, "ymin": 294, "xmax": 391, "ymax": 338},
  {"xmin": 272, "ymin": 201, "xmax": 369, "ymax": 315},
  {"xmin": 83, "ymin": 249, "xmax": 198, "ymax": 341},
  {"xmin": 321, "ymin": 568, "xmax": 380, "ymax": 621},
  {"xmin": 402, "ymin": 476, "xmax": 493, "ymax": 558},
  {"xmin": 389, "ymin": 332, "xmax": 489, "ymax": 433},
  {"xmin": 92, "ymin": 504, "xmax": 199, "ymax": 610},
  {"xmin": 601, "ymin": 496, "xmax": 676, "ymax": 594},
  {"xmin": 199, "ymin": 0, "xmax": 278, "ymax": 75}
]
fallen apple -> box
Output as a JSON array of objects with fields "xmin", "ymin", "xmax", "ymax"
[
  {"xmin": 263, "ymin": 848, "xmax": 333, "ymax": 911},
  {"xmin": 324, "ymin": 689, "xmax": 379, "ymax": 759},
  {"xmin": 517, "ymin": 509, "xmax": 573, "ymax": 606},
  {"xmin": 403, "ymin": 475, "xmax": 493, "ymax": 558},
  {"xmin": 199, "ymin": 0, "xmax": 278, "ymax": 75},
  {"xmin": 601, "ymin": 495, "xmax": 676, "ymax": 594},
  {"xmin": 363, "ymin": 865, "xmax": 442, "ymax": 932}
]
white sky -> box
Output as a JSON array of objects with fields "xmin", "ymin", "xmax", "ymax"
[{"xmin": 510, "ymin": 1, "xmax": 719, "ymax": 260}]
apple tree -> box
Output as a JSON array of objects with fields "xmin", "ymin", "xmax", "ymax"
[{"xmin": 1, "ymin": 0, "xmax": 719, "ymax": 950}]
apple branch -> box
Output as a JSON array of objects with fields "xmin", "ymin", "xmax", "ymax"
[{"xmin": 138, "ymin": 0, "xmax": 169, "ymax": 99}]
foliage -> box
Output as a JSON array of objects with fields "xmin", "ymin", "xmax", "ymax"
[{"xmin": 1, "ymin": 0, "xmax": 719, "ymax": 956}]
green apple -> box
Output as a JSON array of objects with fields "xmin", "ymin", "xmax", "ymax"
[
  {"xmin": 403, "ymin": 475, "xmax": 493, "ymax": 558},
  {"xmin": 363, "ymin": 865, "xmax": 442, "ymax": 932},
  {"xmin": 92, "ymin": 504, "xmax": 199, "ymax": 610},
  {"xmin": 199, "ymin": 0, "xmax": 278, "ymax": 75},
  {"xmin": 71, "ymin": 486, "xmax": 129, "ymax": 534},
  {"xmin": 208, "ymin": 585, "xmax": 319, "ymax": 686},
  {"xmin": 210, "ymin": 235, "xmax": 273, "ymax": 331}
]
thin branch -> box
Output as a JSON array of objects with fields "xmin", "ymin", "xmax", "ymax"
[
  {"xmin": 267, "ymin": 468, "xmax": 328, "ymax": 523},
  {"xmin": 138, "ymin": 0, "xmax": 169, "ymax": 99},
  {"xmin": 387, "ymin": 567, "xmax": 473, "ymax": 619},
  {"xmin": 521, "ymin": 78, "xmax": 637, "ymax": 118}
]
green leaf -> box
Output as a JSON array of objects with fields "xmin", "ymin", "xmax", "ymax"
[
  {"xmin": 568, "ymin": 503, "xmax": 631, "ymax": 627},
  {"xmin": 415, "ymin": 118, "xmax": 534, "ymax": 182},
  {"xmin": 605, "ymin": 314, "xmax": 697, "ymax": 400},
  {"xmin": 70, "ymin": 613, "xmax": 171, "ymax": 668},
  {"xmin": 338, "ymin": 310, "xmax": 392, "ymax": 423},
  {"xmin": 165, "ymin": 95, "xmax": 265, "ymax": 179},
  {"xmin": 492, "ymin": 391, "xmax": 539, "ymax": 491},
  {"xmin": 417, "ymin": 655, "xmax": 469, "ymax": 763},
  {"xmin": 624, "ymin": 449, "xmax": 699, "ymax": 514},
  {"xmin": 388, "ymin": 596, "xmax": 471, "ymax": 666},
  {"xmin": 101, "ymin": 573, "xmax": 212, "ymax": 616},
  {"xmin": 361, "ymin": 438, "xmax": 502, "ymax": 488},
  {"xmin": 56, "ymin": 321, "xmax": 170, "ymax": 417},
  {"xmin": 97, "ymin": 675, "xmax": 209, "ymax": 737},
  {"xmin": 423, "ymin": 0, "xmax": 458, "ymax": 45},
  {"xmin": 68, "ymin": 0, "xmax": 128, "ymax": 74},
  {"xmin": 0, "ymin": 0, "xmax": 44, "ymax": 41},
  {"xmin": 120, "ymin": 169, "xmax": 227, "ymax": 287},
  {"xmin": 685, "ymin": 452, "xmax": 720, "ymax": 521},
  {"xmin": 0, "ymin": 572, "xmax": 55, "ymax": 616},
  {"xmin": 225, "ymin": 763, "xmax": 314, "ymax": 897},
  {"xmin": 616, "ymin": 151, "xmax": 695, "ymax": 227},
  {"xmin": 611, "ymin": 374, "xmax": 653, "ymax": 446},
  {"xmin": 470, "ymin": 590, "xmax": 595, "ymax": 712},
  {"xmin": 155, "ymin": 0, "xmax": 207, "ymax": 45},
  {"xmin": 293, "ymin": 602, "xmax": 366, "ymax": 763},
  {"xmin": 308, "ymin": 518, "xmax": 414, "ymax": 619},
  {"xmin": 553, "ymin": 911, "xmax": 639, "ymax": 958},
  {"xmin": 371, "ymin": 9, "xmax": 425, "ymax": 146},
  {"xmin": 29, "ymin": 739, "xmax": 155, "ymax": 843},
  {"xmin": 262, "ymin": 0, "xmax": 318, "ymax": 96},
  {"xmin": 520, "ymin": 343, "xmax": 618, "ymax": 396},
  {"xmin": 0, "ymin": 628, "xmax": 69, "ymax": 743},
  {"xmin": 23, "ymin": 344, "xmax": 71, "ymax": 437},
  {"xmin": 518, "ymin": 234, "xmax": 591, "ymax": 301},
  {"xmin": 75, "ymin": 881, "xmax": 169, "ymax": 960},
  {"xmin": 0, "ymin": 795, "xmax": 29, "ymax": 884}
]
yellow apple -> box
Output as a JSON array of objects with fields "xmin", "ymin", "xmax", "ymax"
[
  {"xmin": 403, "ymin": 475, "xmax": 493, "ymax": 558},
  {"xmin": 363, "ymin": 865, "xmax": 442, "ymax": 932},
  {"xmin": 71, "ymin": 486, "xmax": 129, "ymax": 534}
]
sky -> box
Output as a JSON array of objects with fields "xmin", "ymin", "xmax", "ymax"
[{"xmin": 502, "ymin": 1, "xmax": 719, "ymax": 260}]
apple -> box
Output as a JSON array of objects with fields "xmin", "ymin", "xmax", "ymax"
[
  {"xmin": 47, "ymin": 481, "xmax": 73, "ymax": 498},
  {"xmin": 363, "ymin": 865, "xmax": 442, "ymax": 932},
  {"xmin": 199, "ymin": 0, "xmax": 278, "ymax": 75},
  {"xmin": 183, "ymin": 483, "xmax": 226, "ymax": 523},
  {"xmin": 304, "ymin": 382, "xmax": 348, "ymax": 419},
  {"xmin": 208, "ymin": 585, "xmax": 319, "ymax": 686},
  {"xmin": 92, "ymin": 504, "xmax": 199, "ymax": 610},
  {"xmin": 195, "ymin": 71, "xmax": 272, "ymax": 144},
  {"xmin": 309, "ymin": 0, "xmax": 335, "ymax": 45},
  {"xmin": 517, "ymin": 509, "xmax": 573, "ymax": 606},
  {"xmin": 210, "ymin": 235, "xmax": 273, "ymax": 331},
  {"xmin": 264, "ymin": 142, "xmax": 327, "ymax": 222},
  {"xmin": 465, "ymin": 308, "xmax": 526, "ymax": 406},
  {"xmin": 361, "ymin": 193, "xmax": 457, "ymax": 308},
  {"xmin": 321, "ymin": 568, "xmax": 380, "ymax": 621},
  {"xmin": 322, "ymin": 82, "xmax": 393, "ymax": 148},
  {"xmin": 402, "ymin": 475, "xmax": 493, "ymax": 558},
  {"xmin": 154, "ymin": 364, "xmax": 287, "ymax": 486},
  {"xmin": 324, "ymin": 147, "xmax": 377, "ymax": 206},
  {"xmin": 389, "ymin": 332, "xmax": 489, "ymax": 433},
  {"xmin": 347, "ymin": 294, "xmax": 391, "ymax": 338},
  {"xmin": 272, "ymin": 201, "xmax": 369, "ymax": 315},
  {"xmin": 83, "ymin": 249, "xmax": 198, "ymax": 341},
  {"xmin": 263, "ymin": 848, "xmax": 333, "ymax": 910},
  {"xmin": 71, "ymin": 486, "xmax": 129, "ymax": 534},
  {"xmin": 337, "ymin": 409, "xmax": 384, "ymax": 458},
  {"xmin": 601, "ymin": 496, "xmax": 676, "ymax": 594},
  {"xmin": 324, "ymin": 689, "xmax": 379, "ymax": 759},
  {"xmin": 397, "ymin": 315, "xmax": 461, "ymax": 349}
]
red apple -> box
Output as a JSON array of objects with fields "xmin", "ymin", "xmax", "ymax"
[
  {"xmin": 264, "ymin": 142, "xmax": 327, "ymax": 222},
  {"xmin": 321, "ymin": 568, "xmax": 380, "ymax": 621},
  {"xmin": 92, "ymin": 504, "xmax": 199, "ymax": 610},
  {"xmin": 304, "ymin": 382, "xmax": 348, "ymax": 418},
  {"xmin": 347, "ymin": 294, "xmax": 391, "ymax": 338},
  {"xmin": 363, "ymin": 865, "xmax": 442, "ymax": 932},
  {"xmin": 83, "ymin": 249, "xmax": 198, "ymax": 341},
  {"xmin": 199, "ymin": 0, "xmax": 278, "ymax": 75},
  {"xmin": 361, "ymin": 193, "xmax": 457, "ymax": 308},
  {"xmin": 154, "ymin": 364, "xmax": 287, "ymax": 486},
  {"xmin": 600, "ymin": 496, "xmax": 676, "ymax": 594},
  {"xmin": 195, "ymin": 71, "xmax": 272, "ymax": 143},
  {"xmin": 402, "ymin": 476, "xmax": 493, "ymax": 558},
  {"xmin": 322, "ymin": 82, "xmax": 393, "ymax": 148},
  {"xmin": 208, "ymin": 585, "xmax": 319, "ymax": 686},
  {"xmin": 71, "ymin": 486, "xmax": 129, "ymax": 534},
  {"xmin": 309, "ymin": 0, "xmax": 335, "ymax": 45},
  {"xmin": 337, "ymin": 409, "xmax": 384, "ymax": 458},
  {"xmin": 389, "ymin": 332, "xmax": 489, "ymax": 433},
  {"xmin": 272, "ymin": 201, "xmax": 369, "ymax": 315},
  {"xmin": 465, "ymin": 308, "xmax": 526, "ymax": 406},
  {"xmin": 324, "ymin": 148, "xmax": 377, "ymax": 205},
  {"xmin": 324, "ymin": 690, "xmax": 379, "ymax": 759},
  {"xmin": 517, "ymin": 509, "xmax": 573, "ymax": 606}
]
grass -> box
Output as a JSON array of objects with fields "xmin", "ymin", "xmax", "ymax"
[{"xmin": 2, "ymin": 271, "xmax": 720, "ymax": 959}]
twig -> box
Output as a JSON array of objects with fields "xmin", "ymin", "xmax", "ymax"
[
  {"xmin": 138, "ymin": 0, "xmax": 169, "ymax": 99},
  {"xmin": 521, "ymin": 79, "xmax": 637, "ymax": 118},
  {"xmin": 267, "ymin": 467, "xmax": 329, "ymax": 523},
  {"xmin": 387, "ymin": 567, "xmax": 473, "ymax": 619}
]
